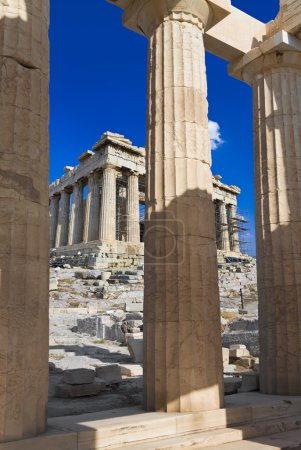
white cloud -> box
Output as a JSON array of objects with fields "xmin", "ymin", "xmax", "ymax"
[{"xmin": 208, "ymin": 120, "xmax": 224, "ymax": 150}]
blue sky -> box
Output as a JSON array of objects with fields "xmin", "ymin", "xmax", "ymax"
[{"xmin": 49, "ymin": 0, "xmax": 280, "ymax": 255}]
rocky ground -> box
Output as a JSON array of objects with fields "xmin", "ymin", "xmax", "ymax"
[{"xmin": 48, "ymin": 258, "xmax": 259, "ymax": 418}]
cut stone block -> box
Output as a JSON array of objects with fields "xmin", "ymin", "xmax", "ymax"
[
  {"xmin": 62, "ymin": 368, "xmax": 95, "ymax": 385},
  {"xmin": 127, "ymin": 336, "xmax": 143, "ymax": 363},
  {"xmin": 95, "ymin": 364, "xmax": 122, "ymax": 385},
  {"xmin": 230, "ymin": 344, "xmax": 247, "ymax": 350},
  {"xmin": 230, "ymin": 348, "xmax": 250, "ymax": 358},
  {"xmin": 55, "ymin": 378, "xmax": 106, "ymax": 398},
  {"xmin": 49, "ymin": 276, "xmax": 58, "ymax": 291},
  {"xmin": 126, "ymin": 302, "xmax": 144, "ymax": 312},
  {"xmin": 222, "ymin": 347, "xmax": 230, "ymax": 365},
  {"xmin": 120, "ymin": 364, "xmax": 143, "ymax": 377},
  {"xmin": 223, "ymin": 364, "xmax": 238, "ymax": 374}
]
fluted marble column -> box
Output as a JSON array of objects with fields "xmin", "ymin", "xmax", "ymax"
[
  {"xmin": 68, "ymin": 182, "xmax": 84, "ymax": 245},
  {"xmin": 83, "ymin": 173, "xmax": 101, "ymax": 242},
  {"xmin": 49, "ymin": 195, "xmax": 60, "ymax": 248},
  {"xmin": 243, "ymin": 51, "xmax": 301, "ymax": 395},
  {"xmin": 228, "ymin": 205, "xmax": 240, "ymax": 253},
  {"xmin": 138, "ymin": 2, "xmax": 224, "ymax": 412},
  {"xmin": 55, "ymin": 190, "xmax": 70, "ymax": 247},
  {"xmin": 99, "ymin": 165, "xmax": 117, "ymax": 241},
  {"xmin": 219, "ymin": 202, "xmax": 230, "ymax": 252},
  {"xmin": 126, "ymin": 172, "xmax": 140, "ymax": 243},
  {"xmin": 0, "ymin": 0, "xmax": 49, "ymax": 441}
]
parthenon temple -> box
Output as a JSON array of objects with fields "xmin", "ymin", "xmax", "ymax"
[
  {"xmin": 2, "ymin": 0, "xmax": 301, "ymax": 448},
  {"xmin": 50, "ymin": 131, "xmax": 243, "ymax": 268}
]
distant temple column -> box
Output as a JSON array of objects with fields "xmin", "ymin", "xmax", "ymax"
[
  {"xmin": 0, "ymin": 0, "xmax": 49, "ymax": 441},
  {"xmin": 83, "ymin": 172, "xmax": 101, "ymax": 242},
  {"xmin": 68, "ymin": 182, "xmax": 84, "ymax": 245},
  {"xmin": 219, "ymin": 202, "xmax": 231, "ymax": 252},
  {"xmin": 126, "ymin": 172, "xmax": 140, "ymax": 243},
  {"xmin": 238, "ymin": 50, "xmax": 301, "ymax": 394},
  {"xmin": 55, "ymin": 190, "xmax": 70, "ymax": 247},
  {"xmin": 49, "ymin": 195, "xmax": 60, "ymax": 248},
  {"xmin": 99, "ymin": 165, "xmax": 117, "ymax": 241},
  {"xmin": 126, "ymin": 1, "xmax": 224, "ymax": 412},
  {"xmin": 228, "ymin": 205, "xmax": 240, "ymax": 253}
]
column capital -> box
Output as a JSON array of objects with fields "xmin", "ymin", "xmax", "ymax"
[
  {"xmin": 102, "ymin": 163, "xmax": 117, "ymax": 171},
  {"xmin": 125, "ymin": 169, "xmax": 140, "ymax": 177},
  {"xmin": 112, "ymin": 0, "xmax": 231, "ymax": 37},
  {"xmin": 229, "ymin": 30, "xmax": 301, "ymax": 84}
]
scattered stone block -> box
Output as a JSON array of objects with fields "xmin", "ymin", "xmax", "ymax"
[
  {"xmin": 95, "ymin": 364, "xmax": 122, "ymax": 385},
  {"xmin": 230, "ymin": 344, "xmax": 250, "ymax": 358},
  {"xmin": 222, "ymin": 347, "xmax": 230, "ymax": 365},
  {"xmin": 101, "ymin": 271, "xmax": 111, "ymax": 281},
  {"xmin": 120, "ymin": 364, "xmax": 143, "ymax": 377},
  {"xmin": 223, "ymin": 364, "xmax": 238, "ymax": 374},
  {"xmin": 238, "ymin": 372, "xmax": 260, "ymax": 393},
  {"xmin": 49, "ymin": 275, "xmax": 58, "ymax": 291},
  {"xmin": 126, "ymin": 302, "xmax": 144, "ymax": 312},
  {"xmin": 55, "ymin": 378, "xmax": 106, "ymax": 398},
  {"xmin": 62, "ymin": 368, "xmax": 95, "ymax": 385},
  {"xmin": 127, "ymin": 335, "xmax": 143, "ymax": 363}
]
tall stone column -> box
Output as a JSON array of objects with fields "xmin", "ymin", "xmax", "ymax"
[
  {"xmin": 241, "ymin": 50, "xmax": 301, "ymax": 395},
  {"xmin": 83, "ymin": 172, "xmax": 101, "ymax": 242},
  {"xmin": 99, "ymin": 165, "xmax": 117, "ymax": 241},
  {"xmin": 68, "ymin": 181, "xmax": 84, "ymax": 245},
  {"xmin": 126, "ymin": 172, "xmax": 140, "ymax": 243},
  {"xmin": 228, "ymin": 205, "xmax": 240, "ymax": 253},
  {"xmin": 133, "ymin": 1, "xmax": 224, "ymax": 412},
  {"xmin": 49, "ymin": 195, "xmax": 60, "ymax": 248},
  {"xmin": 55, "ymin": 190, "xmax": 70, "ymax": 247},
  {"xmin": 219, "ymin": 202, "xmax": 231, "ymax": 252},
  {"xmin": 0, "ymin": 0, "xmax": 49, "ymax": 441}
]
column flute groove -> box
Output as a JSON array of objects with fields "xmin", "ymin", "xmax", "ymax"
[
  {"xmin": 143, "ymin": 2, "xmax": 224, "ymax": 413},
  {"xmin": 242, "ymin": 51, "xmax": 301, "ymax": 395}
]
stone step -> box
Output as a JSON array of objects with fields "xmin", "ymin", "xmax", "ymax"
[{"xmin": 107, "ymin": 415, "xmax": 301, "ymax": 449}]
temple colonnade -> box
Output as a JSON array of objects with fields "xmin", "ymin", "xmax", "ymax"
[{"xmin": 50, "ymin": 166, "xmax": 141, "ymax": 247}]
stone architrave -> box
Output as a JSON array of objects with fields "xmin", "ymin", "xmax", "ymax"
[
  {"xmin": 0, "ymin": 0, "xmax": 49, "ymax": 441},
  {"xmin": 233, "ymin": 47, "xmax": 301, "ymax": 395},
  {"xmin": 49, "ymin": 195, "xmax": 60, "ymax": 248},
  {"xmin": 83, "ymin": 172, "xmax": 101, "ymax": 242},
  {"xmin": 126, "ymin": 172, "xmax": 140, "ymax": 243},
  {"xmin": 68, "ymin": 181, "xmax": 84, "ymax": 245},
  {"xmin": 99, "ymin": 165, "xmax": 117, "ymax": 241},
  {"xmin": 228, "ymin": 205, "xmax": 240, "ymax": 253},
  {"xmin": 219, "ymin": 202, "xmax": 231, "ymax": 251},
  {"xmin": 55, "ymin": 190, "xmax": 70, "ymax": 247},
  {"xmin": 111, "ymin": 0, "xmax": 225, "ymax": 412}
]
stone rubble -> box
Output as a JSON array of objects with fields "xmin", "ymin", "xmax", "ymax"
[{"xmin": 48, "ymin": 259, "xmax": 260, "ymax": 416}]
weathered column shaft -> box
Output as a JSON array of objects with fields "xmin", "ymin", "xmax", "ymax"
[
  {"xmin": 126, "ymin": 172, "xmax": 140, "ymax": 242},
  {"xmin": 144, "ymin": 6, "xmax": 223, "ymax": 412},
  {"xmin": 249, "ymin": 51, "xmax": 301, "ymax": 394},
  {"xmin": 55, "ymin": 190, "xmax": 70, "ymax": 247},
  {"xmin": 68, "ymin": 182, "xmax": 84, "ymax": 245},
  {"xmin": 0, "ymin": 0, "xmax": 49, "ymax": 441},
  {"xmin": 219, "ymin": 202, "xmax": 230, "ymax": 251},
  {"xmin": 83, "ymin": 173, "xmax": 100, "ymax": 242},
  {"xmin": 228, "ymin": 205, "xmax": 240, "ymax": 253},
  {"xmin": 49, "ymin": 196, "xmax": 59, "ymax": 248},
  {"xmin": 99, "ymin": 166, "xmax": 116, "ymax": 241}
]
